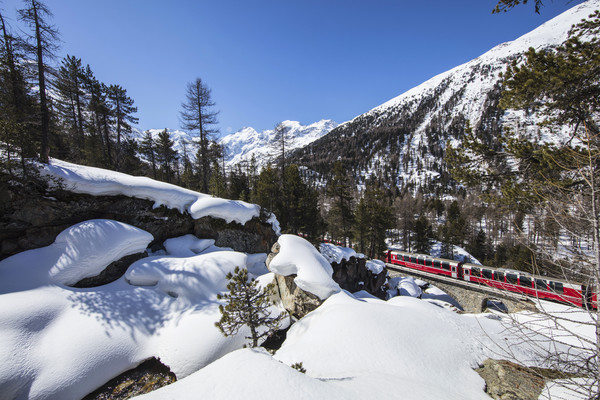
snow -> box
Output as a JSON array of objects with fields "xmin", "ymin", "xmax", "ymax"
[
  {"xmin": 0, "ymin": 219, "xmax": 153, "ymax": 292},
  {"xmin": 137, "ymin": 291, "xmax": 583, "ymax": 400},
  {"xmin": 319, "ymin": 243, "xmax": 358, "ymax": 264},
  {"xmin": 219, "ymin": 120, "xmax": 338, "ymax": 168},
  {"xmin": 0, "ymin": 221, "xmax": 284, "ymax": 399},
  {"xmin": 335, "ymin": 0, "xmax": 600, "ymax": 191},
  {"xmin": 268, "ymin": 235, "xmax": 341, "ymax": 300},
  {"xmin": 0, "ymin": 218, "xmax": 595, "ymax": 399},
  {"xmin": 386, "ymin": 275, "xmax": 422, "ymax": 299},
  {"xmin": 365, "ymin": 259, "xmax": 385, "ymax": 275},
  {"xmin": 41, "ymin": 158, "xmax": 262, "ymax": 225}
]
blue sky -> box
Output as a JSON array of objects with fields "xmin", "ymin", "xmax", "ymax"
[{"xmin": 0, "ymin": 0, "xmax": 586, "ymax": 136}]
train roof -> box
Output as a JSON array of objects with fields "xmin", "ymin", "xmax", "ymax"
[{"xmin": 462, "ymin": 263, "xmax": 583, "ymax": 288}]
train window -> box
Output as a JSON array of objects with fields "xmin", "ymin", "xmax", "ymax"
[
  {"xmin": 433, "ymin": 260, "xmax": 441, "ymax": 269},
  {"xmin": 410, "ymin": 256, "xmax": 417, "ymax": 263},
  {"xmin": 506, "ymin": 273, "xmax": 518, "ymax": 284},
  {"xmin": 417, "ymin": 257, "xmax": 425, "ymax": 265},
  {"xmin": 548, "ymin": 281, "xmax": 564, "ymax": 294},
  {"xmin": 442, "ymin": 262, "xmax": 450, "ymax": 271},
  {"xmin": 535, "ymin": 279, "xmax": 547, "ymax": 291},
  {"xmin": 493, "ymin": 271, "xmax": 505, "ymax": 281},
  {"xmin": 520, "ymin": 276, "xmax": 532, "ymax": 287},
  {"xmin": 403, "ymin": 255, "xmax": 410, "ymax": 262},
  {"xmin": 482, "ymin": 269, "xmax": 493, "ymax": 279},
  {"xmin": 471, "ymin": 267, "xmax": 480, "ymax": 277}
]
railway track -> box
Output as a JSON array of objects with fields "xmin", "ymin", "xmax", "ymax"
[{"xmin": 386, "ymin": 262, "xmax": 533, "ymax": 304}]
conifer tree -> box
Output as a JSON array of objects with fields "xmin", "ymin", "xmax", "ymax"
[
  {"xmin": 155, "ymin": 129, "xmax": 178, "ymax": 183},
  {"xmin": 139, "ymin": 130, "xmax": 157, "ymax": 179},
  {"xmin": 209, "ymin": 159, "xmax": 226, "ymax": 197},
  {"xmin": 18, "ymin": 0, "xmax": 59, "ymax": 163},
  {"xmin": 326, "ymin": 160, "xmax": 355, "ymax": 245},
  {"xmin": 180, "ymin": 78, "xmax": 219, "ymax": 193},
  {"xmin": 106, "ymin": 84, "xmax": 138, "ymax": 170},
  {"xmin": 55, "ymin": 55, "xmax": 86, "ymax": 160},
  {"xmin": 252, "ymin": 164, "xmax": 280, "ymax": 218},
  {"xmin": 354, "ymin": 177, "xmax": 394, "ymax": 259},
  {"xmin": 412, "ymin": 214, "xmax": 434, "ymax": 254},
  {"xmin": 215, "ymin": 267, "xmax": 286, "ymax": 348},
  {"xmin": 0, "ymin": 9, "xmax": 36, "ymax": 174}
]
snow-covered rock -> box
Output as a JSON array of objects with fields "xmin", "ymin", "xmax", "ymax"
[
  {"xmin": 0, "ymin": 219, "xmax": 153, "ymax": 292},
  {"xmin": 42, "ymin": 158, "xmax": 261, "ymax": 225},
  {"xmin": 268, "ymin": 235, "xmax": 341, "ymax": 300},
  {"xmin": 0, "ymin": 222, "xmax": 284, "ymax": 399}
]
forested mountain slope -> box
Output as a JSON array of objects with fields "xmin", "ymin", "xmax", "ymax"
[{"xmin": 291, "ymin": 0, "xmax": 599, "ymax": 194}]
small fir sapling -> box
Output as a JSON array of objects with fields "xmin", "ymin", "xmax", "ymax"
[{"xmin": 215, "ymin": 267, "xmax": 287, "ymax": 348}]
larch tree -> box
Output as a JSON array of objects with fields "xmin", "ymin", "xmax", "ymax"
[
  {"xmin": 18, "ymin": 0, "xmax": 59, "ymax": 163},
  {"xmin": 180, "ymin": 78, "xmax": 219, "ymax": 193},
  {"xmin": 0, "ymin": 9, "xmax": 36, "ymax": 174},
  {"xmin": 215, "ymin": 267, "xmax": 286, "ymax": 348}
]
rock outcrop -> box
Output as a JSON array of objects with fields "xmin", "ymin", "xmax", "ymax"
[
  {"xmin": 475, "ymin": 359, "xmax": 547, "ymax": 400},
  {"xmin": 82, "ymin": 357, "xmax": 176, "ymax": 400},
  {"xmin": 266, "ymin": 241, "xmax": 324, "ymax": 319},
  {"xmin": 331, "ymin": 256, "xmax": 387, "ymax": 299},
  {"xmin": 0, "ymin": 181, "xmax": 278, "ymax": 261}
]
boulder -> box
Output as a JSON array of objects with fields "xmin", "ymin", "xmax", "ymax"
[
  {"xmin": 0, "ymin": 181, "xmax": 277, "ymax": 260},
  {"xmin": 266, "ymin": 241, "xmax": 324, "ymax": 319},
  {"xmin": 82, "ymin": 357, "xmax": 176, "ymax": 400},
  {"xmin": 331, "ymin": 256, "xmax": 387, "ymax": 299},
  {"xmin": 475, "ymin": 359, "xmax": 546, "ymax": 400}
]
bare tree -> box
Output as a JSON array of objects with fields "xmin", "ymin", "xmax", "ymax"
[{"xmin": 180, "ymin": 78, "xmax": 219, "ymax": 193}]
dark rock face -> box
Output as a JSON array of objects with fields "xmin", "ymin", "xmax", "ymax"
[
  {"xmin": 0, "ymin": 182, "xmax": 277, "ymax": 261},
  {"xmin": 82, "ymin": 357, "xmax": 176, "ymax": 400},
  {"xmin": 475, "ymin": 359, "xmax": 546, "ymax": 400},
  {"xmin": 72, "ymin": 252, "xmax": 148, "ymax": 288},
  {"xmin": 331, "ymin": 257, "xmax": 387, "ymax": 299}
]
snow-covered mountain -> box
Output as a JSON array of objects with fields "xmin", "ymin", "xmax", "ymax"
[
  {"xmin": 292, "ymin": 0, "xmax": 599, "ymax": 191},
  {"xmin": 219, "ymin": 119, "xmax": 338, "ymax": 168},
  {"xmin": 133, "ymin": 120, "xmax": 337, "ymax": 168}
]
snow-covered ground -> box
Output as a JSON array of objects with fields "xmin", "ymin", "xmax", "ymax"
[{"xmin": 0, "ymin": 159, "xmax": 596, "ymax": 399}]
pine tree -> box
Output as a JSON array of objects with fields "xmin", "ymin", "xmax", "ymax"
[
  {"xmin": 326, "ymin": 160, "xmax": 355, "ymax": 245},
  {"xmin": 354, "ymin": 177, "xmax": 394, "ymax": 259},
  {"xmin": 155, "ymin": 129, "xmax": 178, "ymax": 183},
  {"xmin": 106, "ymin": 84, "xmax": 138, "ymax": 170},
  {"xmin": 0, "ymin": 10, "xmax": 36, "ymax": 174},
  {"xmin": 55, "ymin": 55, "xmax": 86, "ymax": 160},
  {"xmin": 412, "ymin": 214, "xmax": 434, "ymax": 254},
  {"xmin": 209, "ymin": 160, "xmax": 226, "ymax": 197},
  {"xmin": 215, "ymin": 267, "xmax": 286, "ymax": 348},
  {"xmin": 139, "ymin": 130, "xmax": 157, "ymax": 179},
  {"xmin": 252, "ymin": 164, "xmax": 280, "ymax": 218}
]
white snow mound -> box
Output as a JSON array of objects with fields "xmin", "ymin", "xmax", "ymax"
[{"xmin": 269, "ymin": 235, "xmax": 341, "ymax": 300}]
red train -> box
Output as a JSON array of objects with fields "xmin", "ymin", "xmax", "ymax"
[{"xmin": 385, "ymin": 250, "xmax": 597, "ymax": 309}]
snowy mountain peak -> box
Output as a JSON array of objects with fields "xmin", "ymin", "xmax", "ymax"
[{"xmin": 219, "ymin": 119, "xmax": 338, "ymax": 167}]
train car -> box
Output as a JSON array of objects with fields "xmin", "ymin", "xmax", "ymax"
[
  {"xmin": 463, "ymin": 263, "xmax": 596, "ymax": 309},
  {"xmin": 386, "ymin": 250, "xmax": 461, "ymax": 279},
  {"xmin": 386, "ymin": 249, "xmax": 597, "ymax": 309}
]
